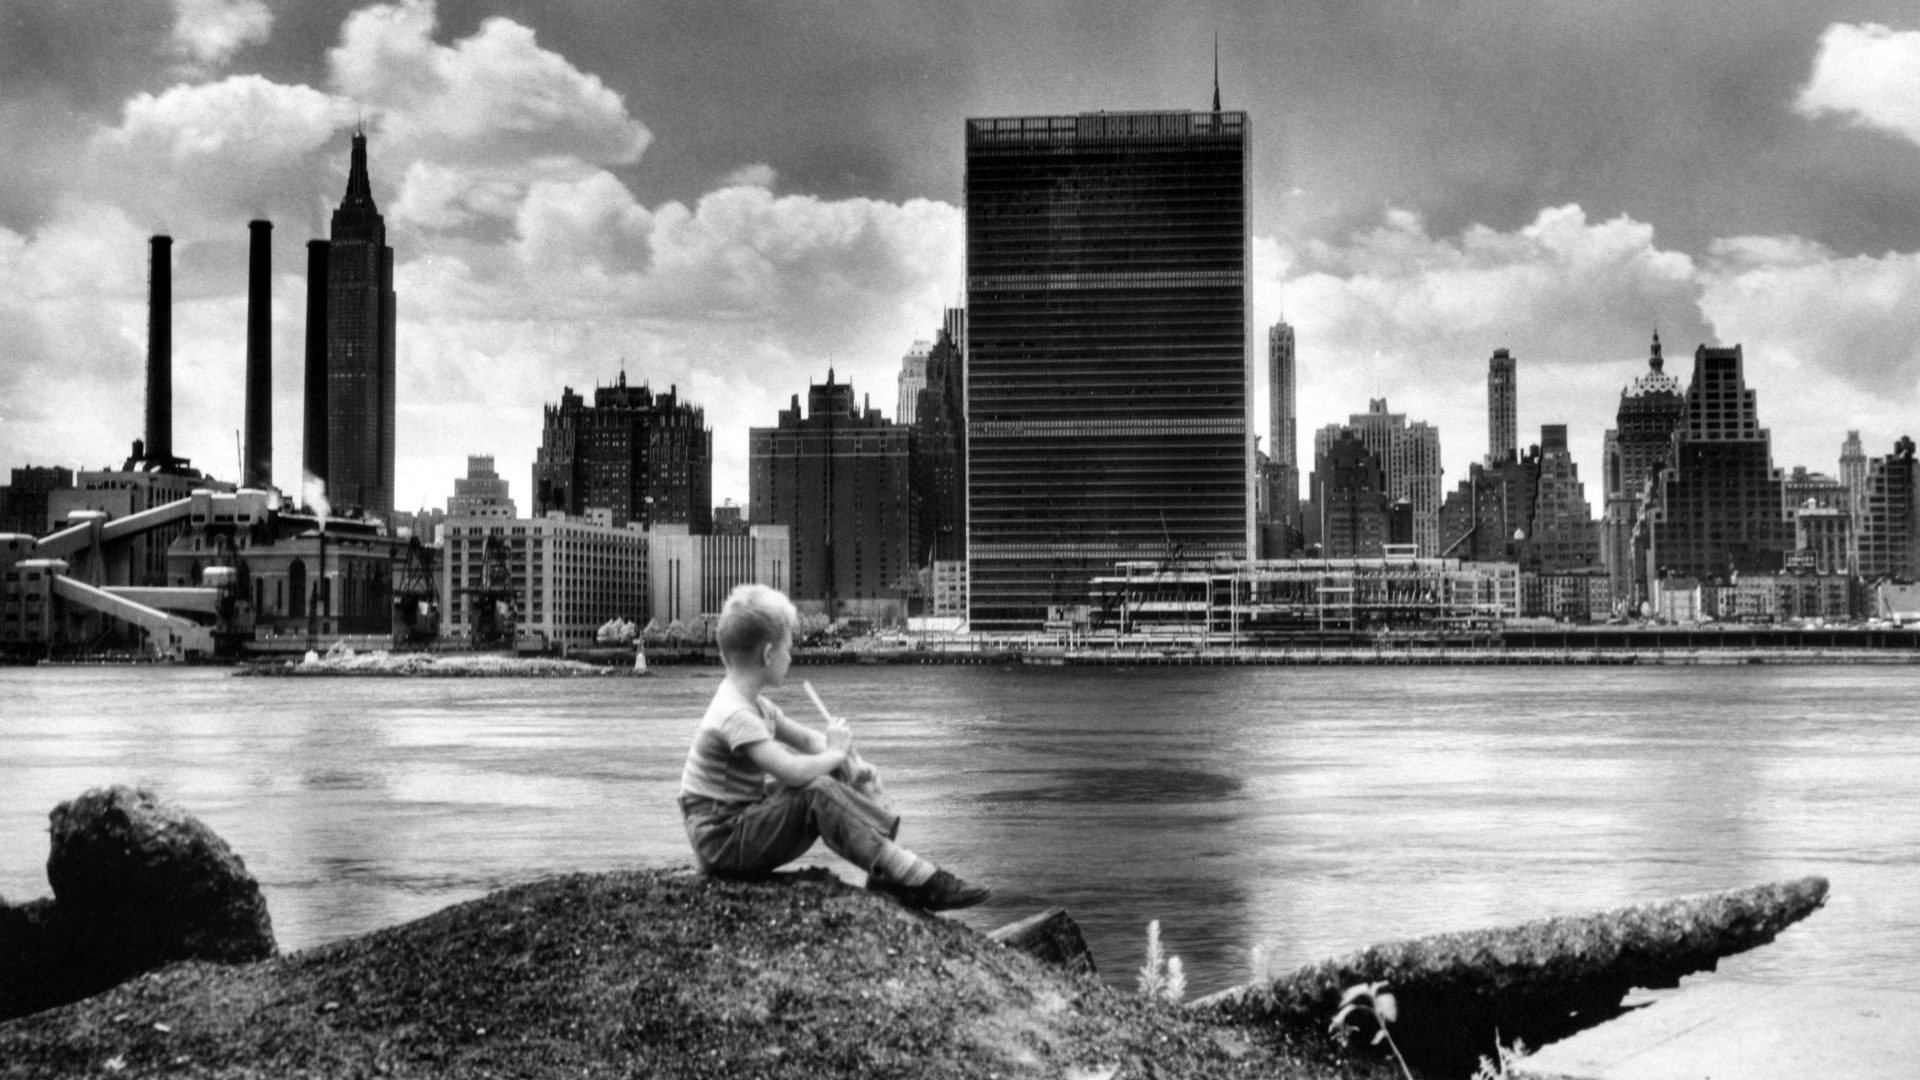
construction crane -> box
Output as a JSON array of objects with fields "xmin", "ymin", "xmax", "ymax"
[
  {"xmin": 390, "ymin": 536, "xmax": 440, "ymax": 645},
  {"xmin": 458, "ymin": 534, "xmax": 517, "ymax": 649}
]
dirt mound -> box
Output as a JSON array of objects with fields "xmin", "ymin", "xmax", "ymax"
[{"xmin": 0, "ymin": 868, "xmax": 1365, "ymax": 1079}]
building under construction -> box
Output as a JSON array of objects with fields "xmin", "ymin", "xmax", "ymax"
[{"xmin": 1086, "ymin": 552, "xmax": 1521, "ymax": 646}]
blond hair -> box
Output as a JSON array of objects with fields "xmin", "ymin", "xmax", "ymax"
[{"xmin": 716, "ymin": 583, "xmax": 798, "ymax": 662}]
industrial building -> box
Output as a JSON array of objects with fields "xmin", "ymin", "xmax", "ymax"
[{"xmin": 0, "ymin": 489, "xmax": 403, "ymax": 661}]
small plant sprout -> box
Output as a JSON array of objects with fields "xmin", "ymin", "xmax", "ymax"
[
  {"xmin": 1470, "ymin": 1032, "xmax": 1530, "ymax": 1080},
  {"xmin": 1247, "ymin": 942, "xmax": 1271, "ymax": 984},
  {"xmin": 1330, "ymin": 981, "xmax": 1414, "ymax": 1080},
  {"xmin": 1136, "ymin": 920, "xmax": 1187, "ymax": 1004},
  {"xmin": 1245, "ymin": 942, "xmax": 1280, "ymax": 1008}
]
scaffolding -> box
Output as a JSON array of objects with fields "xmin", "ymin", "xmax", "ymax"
[{"xmin": 1090, "ymin": 555, "xmax": 1521, "ymax": 646}]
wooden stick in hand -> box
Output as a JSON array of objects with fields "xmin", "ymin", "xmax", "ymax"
[{"xmin": 803, "ymin": 680, "xmax": 834, "ymax": 725}]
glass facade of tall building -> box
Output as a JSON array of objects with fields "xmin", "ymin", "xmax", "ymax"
[{"xmin": 963, "ymin": 111, "xmax": 1253, "ymax": 631}]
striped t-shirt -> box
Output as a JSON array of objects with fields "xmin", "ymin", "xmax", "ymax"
[{"xmin": 679, "ymin": 681, "xmax": 782, "ymax": 803}]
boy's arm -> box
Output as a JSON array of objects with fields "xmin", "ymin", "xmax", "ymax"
[
  {"xmin": 745, "ymin": 722, "xmax": 850, "ymax": 787},
  {"xmin": 769, "ymin": 703, "xmax": 829, "ymax": 753}
]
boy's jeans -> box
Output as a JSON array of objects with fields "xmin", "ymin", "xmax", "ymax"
[{"xmin": 680, "ymin": 776, "xmax": 900, "ymax": 877}]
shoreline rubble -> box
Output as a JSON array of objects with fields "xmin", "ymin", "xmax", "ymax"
[{"xmin": 235, "ymin": 648, "xmax": 640, "ymax": 677}]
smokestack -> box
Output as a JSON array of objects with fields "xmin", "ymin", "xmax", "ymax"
[
  {"xmin": 245, "ymin": 220, "xmax": 273, "ymax": 489},
  {"xmin": 303, "ymin": 239, "xmax": 329, "ymax": 488},
  {"xmin": 145, "ymin": 235, "xmax": 173, "ymax": 465}
]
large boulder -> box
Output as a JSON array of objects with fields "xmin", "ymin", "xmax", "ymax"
[{"xmin": 0, "ymin": 786, "xmax": 275, "ymax": 1020}]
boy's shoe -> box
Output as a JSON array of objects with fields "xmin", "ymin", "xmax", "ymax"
[{"xmin": 866, "ymin": 868, "xmax": 992, "ymax": 912}]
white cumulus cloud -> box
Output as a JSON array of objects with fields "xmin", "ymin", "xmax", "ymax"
[
  {"xmin": 0, "ymin": 201, "xmax": 152, "ymax": 469},
  {"xmin": 89, "ymin": 75, "xmax": 354, "ymax": 232},
  {"xmin": 1796, "ymin": 22, "xmax": 1920, "ymax": 146},
  {"xmin": 1261, "ymin": 203, "xmax": 1920, "ymax": 499},
  {"xmin": 330, "ymin": 0, "xmax": 649, "ymax": 172},
  {"xmin": 394, "ymin": 185, "xmax": 962, "ymax": 505},
  {"xmin": 1698, "ymin": 235, "xmax": 1920, "ymax": 462},
  {"xmin": 171, "ymin": 0, "xmax": 273, "ymax": 69}
]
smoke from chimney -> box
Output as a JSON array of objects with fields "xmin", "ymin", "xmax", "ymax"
[{"xmin": 245, "ymin": 220, "xmax": 273, "ymax": 489}]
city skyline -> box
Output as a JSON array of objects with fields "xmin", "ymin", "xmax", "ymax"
[{"xmin": 4, "ymin": 2, "xmax": 1920, "ymax": 515}]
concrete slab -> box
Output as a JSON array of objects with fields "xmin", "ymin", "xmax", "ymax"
[{"xmin": 1521, "ymin": 978, "xmax": 1919, "ymax": 1080}]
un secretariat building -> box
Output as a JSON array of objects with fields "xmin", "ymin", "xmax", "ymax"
[{"xmin": 963, "ymin": 109, "xmax": 1254, "ymax": 633}]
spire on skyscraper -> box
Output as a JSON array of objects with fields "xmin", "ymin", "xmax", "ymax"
[
  {"xmin": 1212, "ymin": 33, "xmax": 1221, "ymax": 113},
  {"xmin": 1650, "ymin": 328, "xmax": 1663, "ymax": 371},
  {"xmin": 342, "ymin": 129, "xmax": 376, "ymax": 212}
]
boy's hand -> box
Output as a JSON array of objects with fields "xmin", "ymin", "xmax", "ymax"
[{"xmin": 824, "ymin": 717, "xmax": 852, "ymax": 754}]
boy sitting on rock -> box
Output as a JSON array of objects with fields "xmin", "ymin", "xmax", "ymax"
[{"xmin": 678, "ymin": 584, "xmax": 990, "ymax": 911}]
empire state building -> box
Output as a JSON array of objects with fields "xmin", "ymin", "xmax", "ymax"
[{"xmin": 325, "ymin": 130, "xmax": 397, "ymax": 516}]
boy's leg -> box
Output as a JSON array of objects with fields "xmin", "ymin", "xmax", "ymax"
[
  {"xmin": 809, "ymin": 778, "xmax": 991, "ymax": 911},
  {"xmin": 692, "ymin": 787, "xmax": 823, "ymax": 876},
  {"xmin": 793, "ymin": 776, "xmax": 901, "ymax": 871}
]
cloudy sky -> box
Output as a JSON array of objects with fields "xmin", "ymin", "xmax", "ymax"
[{"xmin": 4, "ymin": 0, "xmax": 1920, "ymax": 515}]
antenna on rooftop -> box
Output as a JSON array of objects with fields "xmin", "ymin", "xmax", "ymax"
[{"xmin": 1212, "ymin": 33, "xmax": 1222, "ymax": 113}]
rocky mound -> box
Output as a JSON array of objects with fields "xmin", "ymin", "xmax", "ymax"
[{"xmin": 0, "ymin": 869, "xmax": 1375, "ymax": 1080}]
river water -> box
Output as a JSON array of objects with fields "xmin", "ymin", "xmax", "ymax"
[{"xmin": 2, "ymin": 664, "xmax": 1914, "ymax": 998}]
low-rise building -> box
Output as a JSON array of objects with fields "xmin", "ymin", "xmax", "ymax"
[
  {"xmin": 1089, "ymin": 556, "xmax": 1521, "ymax": 642},
  {"xmin": 1794, "ymin": 504, "xmax": 1853, "ymax": 576},
  {"xmin": 1704, "ymin": 573, "xmax": 1854, "ymax": 623},
  {"xmin": 2, "ymin": 465, "xmax": 74, "ymax": 537},
  {"xmin": 928, "ymin": 559, "xmax": 968, "ymax": 621},
  {"xmin": 440, "ymin": 513, "xmax": 649, "ymax": 652},
  {"xmin": 1522, "ymin": 569, "xmax": 1610, "ymax": 622},
  {"xmin": 648, "ymin": 522, "xmax": 790, "ymax": 626}
]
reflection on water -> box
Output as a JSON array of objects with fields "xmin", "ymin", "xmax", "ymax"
[
  {"xmin": 2, "ymin": 664, "xmax": 1916, "ymax": 998},
  {"xmin": 978, "ymin": 766, "xmax": 1244, "ymax": 804}
]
